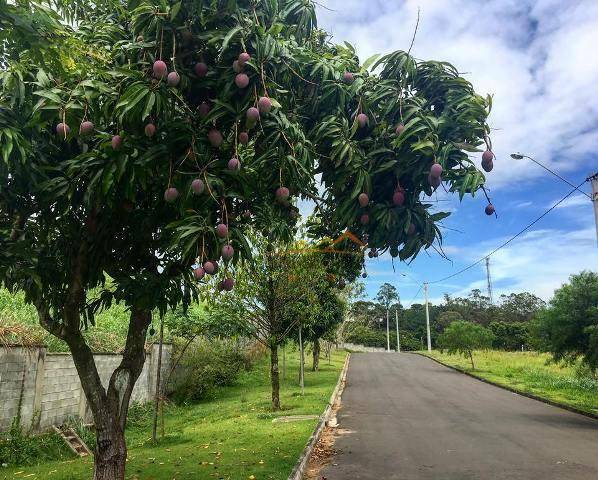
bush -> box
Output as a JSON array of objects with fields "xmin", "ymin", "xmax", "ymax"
[
  {"xmin": 171, "ymin": 339, "xmax": 248, "ymax": 403},
  {"xmin": 0, "ymin": 287, "xmax": 139, "ymax": 352},
  {"xmin": 344, "ymin": 324, "xmax": 422, "ymax": 351},
  {"xmin": 488, "ymin": 321, "xmax": 530, "ymax": 350},
  {"xmin": 397, "ymin": 330, "xmax": 424, "ymax": 351},
  {"xmin": 345, "ymin": 324, "xmax": 387, "ymax": 347},
  {"xmin": 0, "ymin": 416, "xmax": 81, "ymax": 467}
]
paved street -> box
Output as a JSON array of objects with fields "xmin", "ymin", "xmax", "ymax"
[{"xmin": 320, "ymin": 353, "xmax": 598, "ymax": 480}]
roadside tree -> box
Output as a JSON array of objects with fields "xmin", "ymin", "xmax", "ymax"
[
  {"xmin": 438, "ymin": 321, "xmax": 494, "ymax": 369},
  {"xmin": 533, "ymin": 271, "xmax": 598, "ymax": 372}
]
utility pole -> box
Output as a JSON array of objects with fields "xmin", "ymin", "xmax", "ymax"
[
  {"xmin": 386, "ymin": 307, "xmax": 390, "ymax": 352},
  {"xmin": 424, "ymin": 282, "xmax": 431, "ymax": 352},
  {"xmin": 590, "ymin": 172, "xmax": 598, "ymax": 246},
  {"xmin": 485, "ymin": 257, "xmax": 494, "ymax": 304},
  {"xmin": 395, "ymin": 309, "xmax": 400, "ymax": 353}
]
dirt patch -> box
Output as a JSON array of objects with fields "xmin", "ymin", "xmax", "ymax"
[{"xmin": 303, "ymin": 400, "xmax": 353, "ymax": 479}]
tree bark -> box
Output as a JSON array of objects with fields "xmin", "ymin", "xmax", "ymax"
[
  {"xmin": 312, "ymin": 338, "xmax": 320, "ymax": 372},
  {"xmin": 270, "ymin": 343, "xmax": 280, "ymax": 410},
  {"xmin": 93, "ymin": 414, "xmax": 127, "ymax": 480}
]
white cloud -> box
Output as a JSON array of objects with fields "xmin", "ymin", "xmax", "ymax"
[
  {"xmin": 553, "ymin": 193, "xmax": 592, "ymax": 209},
  {"xmin": 513, "ymin": 200, "xmax": 533, "ymax": 209},
  {"xmin": 442, "ymin": 227, "xmax": 597, "ymax": 300},
  {"xmin": 317, "ymin": 0, "xmax": 598, "ymax": 190}
]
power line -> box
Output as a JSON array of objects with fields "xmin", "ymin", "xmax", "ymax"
[
  {"xmin": 511, "ymin": 153, "xmax": 591, "ymax": 199},
  {"xmin": 428, "ymin": 179, "xmax": 587, "ymax": 285},
  {"xmin": 405, "ymin": 284, "xmax": 423, "ymax": 305}
]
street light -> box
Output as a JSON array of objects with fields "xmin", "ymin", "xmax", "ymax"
[
  {"xmin": 510, "ymin": 152, "xmax": 591, "ymax": 199},
  {"xmin": 511, "ymin": 152, "xmax": 597, "ymax": 245}
]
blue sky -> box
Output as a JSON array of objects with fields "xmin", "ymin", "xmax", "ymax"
[{"xmin": 312, "ymin": 0, "xmax": 598, "ymax": 304}]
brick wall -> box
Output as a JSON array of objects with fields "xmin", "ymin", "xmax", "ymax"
[{"xmin": 0, "ymin": 344, "xmax": 172, "ymax": 432}]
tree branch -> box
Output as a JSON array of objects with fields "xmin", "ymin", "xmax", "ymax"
[{"xmin": 9, "ymin": 213, "xmax": 26, "ymax": 241}]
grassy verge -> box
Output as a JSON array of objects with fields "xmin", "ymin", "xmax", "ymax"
[
  {"xmin": 1, "ymin": 349, "xmax": 346, "ymax": 480},
  {"xmin": 423, "ymin": 350, "xmax": 598, "ymax": 416}
]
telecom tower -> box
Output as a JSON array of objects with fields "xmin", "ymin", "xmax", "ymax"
[{"xmin": 485, "ymin": 257, "xmax": 494, "ymax": 304}]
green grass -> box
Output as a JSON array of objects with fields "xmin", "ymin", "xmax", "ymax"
[
  {"xmin": 424, "ymin": 350, "xmax": 598, "ymax": 415},
  {"xmin": 0, "ymin": 349, "xmax": 346, "ymax": 480}
]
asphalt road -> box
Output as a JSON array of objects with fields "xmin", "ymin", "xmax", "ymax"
[{"xmin": 319, "ymin": 353, "xmax": 598, "ymax": 480}]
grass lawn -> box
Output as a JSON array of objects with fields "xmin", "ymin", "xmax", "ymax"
[
  {"xmin": 1, "ymin": 349, "xmax": 346, "ymax": 480},
  {"xmin": 424, "ymin": 350, "xmax": 598, "ymax": 415}
]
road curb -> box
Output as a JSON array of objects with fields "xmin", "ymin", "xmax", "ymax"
[
  {"xmin": 287, "ymin": 352, "xmax": 351, "ymax": 480},
  {"xmin": 414, "ymin": 352, "xmax": 598, "ymax": 421}
]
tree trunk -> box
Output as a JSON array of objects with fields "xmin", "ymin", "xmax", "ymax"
[
  {"xmin": 93, "ymin": 414, "xmax": 127, "ymax": 480},
  {"xmin": 312, "ymin": 338, "xmax": 320, "ymax": 372},
  {"xmin": 282, "ymin": 344, "xmax": 286, "ymax": 380},
  {"xmin": 469, "ymin": 350, "xmax": 475, "ymax": 370},
  {"xmin": 270, "ymin": 344, "xmax": 281, "ymax": 410},
  {"xmin": 35, "ymin": 238, "xmax": 152, "ymax": 480},
  {"xmin": 65, "ymin": 308, "xmax": 151, "ymax": 480}
]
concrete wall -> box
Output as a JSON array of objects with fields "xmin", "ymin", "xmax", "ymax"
[
  {"xmin": 339, "ymin": 342, "xmax": 388, "ymax": 353},
  {"xmin": 0, "ymin": 344, "xmax": 171, "ymax": 432}
]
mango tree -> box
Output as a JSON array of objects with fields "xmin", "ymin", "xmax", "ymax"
[{"xmin": 0, "ymin": 0, "xmax": 494, "ymax": 478}]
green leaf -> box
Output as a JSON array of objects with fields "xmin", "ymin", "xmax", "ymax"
[
  {"xmin": 142, "ymin": 92, "xmax": 156, "ymax": 121},
  {"xmin": 361, "ymin": 54, "xmax": 381, "ymax": 72},
  {"xmin": 170, "ymin": 1, "xmax": 182, "ymax": 20},
  {"xmin": 33, "ymin": 89, "xmax": 62, "ymax": 104},
  {"xmin": 453, "ymin": 142, "xmax": 483, "ymax": 153},
  {"xmin": 220, "ymin": 26, "xmax": 243, "ymax": 56}
]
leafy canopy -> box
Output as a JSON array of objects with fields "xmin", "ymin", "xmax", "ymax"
[
  {"xmin": 0, "ymin": 0, "xmax": 493, "ymax": 334},
  {"xmin": 533, "ymin": 271, "xmax": 598, "ymax": 372},
  {"xmin": 375, "ymin": 282, "xmax": 400, "ymax": 310}
]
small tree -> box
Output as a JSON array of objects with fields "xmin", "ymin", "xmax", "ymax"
[
  {"xmin": 303, "ymin": 285, "xmax": 347, "ymax": 371},
  {"xmin": 206, "ymin": 233, "xmax": 325, "ymax": 409},
  {"xmin": 533, "ymin": 271, "xmax": 598, "ymax": 373},
  {"xmin": 376, "ymin": 283, "xmax": 400, "ymax": 311},
  {"xmin": 297, "ymin": 237, "xmax": 359, "ymax": 371},
  {"xmin": 438, "ymin": 321, "xmax": 494, "ymax": 369}
]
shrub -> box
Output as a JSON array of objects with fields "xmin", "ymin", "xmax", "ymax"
[
  {"xmin": 488, "ymin": 321, "xmax": 530, "ymax": 350},
  {"xmin": 0, "ymin": 417, "xmax": 73, "ymax": 467},
  {"xmin": 397, "ymin": 330, "xmax": 424, "ymax": 351},
  {"xmin": 171, "ymin": 339, "xmax": 248, "ymax": 403},
  {"xmin": 345, "ymin": 324, "xmax": 387, "ymax": 347},
  {"xmin": 344, "ymin": 324, "xmax": 422, "ymax": 351}
]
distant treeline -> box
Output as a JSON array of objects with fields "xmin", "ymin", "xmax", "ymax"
[{"xmin": 345, "ymin": 288, "xmax": 545, "ymax": 351}]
